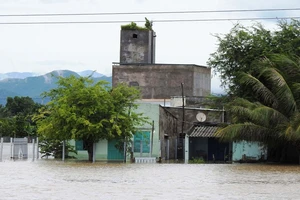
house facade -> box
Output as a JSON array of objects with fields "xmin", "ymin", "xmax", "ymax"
[{"xmin": 69, "ymin": 24, "xmax": 266, "ymax": 163}]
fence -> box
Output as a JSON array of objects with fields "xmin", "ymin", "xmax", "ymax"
[{"xmin": 0, "ymin": 137, "xmax": 40, "ymax": 161}]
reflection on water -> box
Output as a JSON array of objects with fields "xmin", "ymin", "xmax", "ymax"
[{"xmin": 1, "ymin": 160, "xmax": 300, "ymax": 200}]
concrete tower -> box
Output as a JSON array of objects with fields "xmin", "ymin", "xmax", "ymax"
[{"xmin": 120, "ymin": 29, "xmax": 155, "ymax": 64}]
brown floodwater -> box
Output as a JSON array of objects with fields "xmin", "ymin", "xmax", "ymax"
[{"xmin": 1, "ymin": 160, "xmax": 300, "ymax": 200}]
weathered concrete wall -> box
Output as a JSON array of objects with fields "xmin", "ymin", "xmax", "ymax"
[
  {"xmin": 113, "ymin": 64, "xmax": 211, "ymax": 99},
  {"xmin": 164, "ymin": 107, "xmax": 224, "ymax": 133},
  {"xmin": 159, "ymin": 106, "xmax": 178, "ymax": 160},
  {"xmin": 193, "ymin": 67, "xmax": 211, "ymax": 96},
  {"xmin": 120, "ymin": 30, "xmax": 155, "ymax": 64}
]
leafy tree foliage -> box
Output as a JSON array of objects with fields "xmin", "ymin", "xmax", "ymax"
[
  {"xmin": 39, "ymin": 138, "xmax": 77, "ymax": 159},
  {"xmin": 0, "ymin": 96, "xmax": 41, "ymax": 138},
  {"xmin": 216, "ymin": 55, "xmax": 300, "ymax": 162},
  {"xmin": 35, "ymin": 75, "xmax": 147, "ymax": 162},
  {"xmin": 209, "ymin": 19, "xmax": 300, "ymax": 162},
  {"xmin": 208, "ymin": 20, "xmax": 300, "ymax": 96}
]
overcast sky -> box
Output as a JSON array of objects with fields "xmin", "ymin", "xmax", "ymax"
[{"xmin": 0, "ymin": 0, "xmax": 299, "ymax": 93}]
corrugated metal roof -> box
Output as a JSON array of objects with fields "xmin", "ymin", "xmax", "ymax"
[{"xmin": 188, "ymin": 125, "xmax": 219, "ymax": 138}]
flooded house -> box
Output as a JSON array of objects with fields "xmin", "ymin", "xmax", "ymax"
[{"xmin": 71, "ymin": 22, "xmax": 266, "ymax": 163}]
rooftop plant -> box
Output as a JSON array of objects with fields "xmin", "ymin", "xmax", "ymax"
[{"xmin": 121, "ymin": 18, "xmax": 153, "ymax": 31}]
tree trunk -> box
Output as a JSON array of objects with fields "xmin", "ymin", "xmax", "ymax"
[{"xmin": 85, "ymin": 140, "xmax": 94, "ymax": 162}]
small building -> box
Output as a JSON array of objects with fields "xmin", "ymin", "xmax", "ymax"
[
  {"xmin": 185, "ymin": 122, "xmax": 231, "ymax": 162},
  {"xmin": 69, "ymin": 102, "xmax": 176, "ymax": 162}
]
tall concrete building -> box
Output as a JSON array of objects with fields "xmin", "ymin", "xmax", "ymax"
[
  {"xmin": 112, "ymin": 26, "xmax": 215, "ymax": 162},
  {"xmin": 113, "ymin": 28, "xmax": 211, "ymax": 100}
]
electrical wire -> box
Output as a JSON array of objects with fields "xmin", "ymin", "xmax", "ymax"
[
  {"xmin": 0, "ymin": 16, "xmax": 299, "ymax": 25},
  {"xmin": 0, "ymin": 7, "xmax": 300, "ymax": 17}
]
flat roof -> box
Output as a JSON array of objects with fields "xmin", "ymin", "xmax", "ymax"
[{"xmin": 112, "ymin": 62, "xmax": 209, "ymax": 68}]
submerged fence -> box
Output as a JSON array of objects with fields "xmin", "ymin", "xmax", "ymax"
[{"xmin": 0, "ymin": 137, "xmax": 40, "ymax": 161}]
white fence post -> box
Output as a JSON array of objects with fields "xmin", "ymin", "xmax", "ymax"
[
  {"xmin": 0, "ymin": 138, "xmax": 3, "ymax": 162},
  {"xmin": 92, "ymin": 143, "xmax": 96, "ymax": 163},
  {"xmin": 36, "ymin": 137, "xmax": 39, "ymax": 159},
  {"xmin": 62, "ymin": 140, "xmax": 65, "ymax": 161},
  {"xmin": 10, "ymin": 138, "xmax": 13, "ymax": 159},
  {"xmin": 32, "ymin": 139, "xmax": 35, "ymax": 161}
]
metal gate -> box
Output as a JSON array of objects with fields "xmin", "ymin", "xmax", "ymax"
[{"xmin": 13, "ymin": 138, "xmax": 28, "ymax": 159}]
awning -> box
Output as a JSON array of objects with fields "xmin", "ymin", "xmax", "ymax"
[{"xmin": 188, "ymin": 125, "xmax": 219, "ymax": 138}]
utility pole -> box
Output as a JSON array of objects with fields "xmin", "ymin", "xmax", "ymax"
[{"xmin": 181, "ymin": 83, "xmax": 185, "ymax": 136}]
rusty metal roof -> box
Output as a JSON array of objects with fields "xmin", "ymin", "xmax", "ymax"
[{"xmin": 188, "ymin": 125, "xmax": 219, "ymax": 138}]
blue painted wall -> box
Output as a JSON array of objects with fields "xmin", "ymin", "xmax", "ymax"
[{"xmin": 232, "ymin": 141, "xmax": 267, "ymax": 161}]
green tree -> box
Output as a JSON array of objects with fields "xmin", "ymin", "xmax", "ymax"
[
  {"xmin": 208, "ymin": 20, "xmax": 300, "ymax": 96},
  {"xmin": 0, "ymin": 96, "xmax": 41, "ymax": 138},
  {"xmin": 5, "ymin": 96, "xmax": 40, "ymax": 116},
  {"xmin": 0, "ymin": 118, "xmax": 16, "ymax": 137},
  {"xmin": 36, "ymin": 75, "xmax": 147, "ymax": 162},
  {"xmin": 39, "ymin": 138, "xmax": 77, "ymax": 159},
  {"xmin": 216, "ymin": 55, "xmax": 300, "ymax": 162}
]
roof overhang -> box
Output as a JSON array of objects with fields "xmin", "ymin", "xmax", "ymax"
[{"xmin": 188, "ymin": 123, "xmax": 220, "ymax": 138}]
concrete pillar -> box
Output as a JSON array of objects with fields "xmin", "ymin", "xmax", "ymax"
[
  {"xmin": 140, "ymin": 140, "xmax": 143, "ymax": 157},
  {"xmin": 175, "ymin": 138, "xmax": 178, "ymax": 160},
  {"xmin": 10, "ymin": 138, "xmax": 13, "ymax": 159},
  {"xmin": 184, "ymin": 134, "xmax": 189, "ymax": 164},
  {"xmin": 36, "ymin": 137, "xmax": 39, "ymax": 159},
  {"xmin": 166, "ymin": 139, "xmax": 169, "ymax": 160},
  {"xmin": 123, "ymin": 141, "xmax": 127, "ymax": 163},
  {"xmin": 32, "ymin": 139, "xmax": 35, "ymax": 161},
  {"xmin": 62, "ymin": 140, "xmax": 65, "ymax": 161},
  {"xmin": 92, "ymin": 143, "xmax": 96, "ymax": 163},
  {"xmin": 0, "ymin": 138, "xmax": 3, "ymax": 162}
]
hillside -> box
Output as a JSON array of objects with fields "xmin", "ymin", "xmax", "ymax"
[{"xmin": 0, "ymin": 70, "xmax": 112, "ymax": 105}]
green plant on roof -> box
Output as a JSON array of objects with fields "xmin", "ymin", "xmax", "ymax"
[
  {"xmin": 145, "ymin": 17, "xmax": 153, "ymax": 30},
  {"xmin": 121, "ymin": 18, "xmax": 153, "ymax": 30}
]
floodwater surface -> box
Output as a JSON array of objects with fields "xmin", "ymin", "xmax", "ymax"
[{"xmin": 1, "ymin": 160, "xmax": 300, "ymax": 200}]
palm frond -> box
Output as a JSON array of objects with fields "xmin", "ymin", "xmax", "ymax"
[
  {"xmin": 215, "ymin": 123, "xmax": 277, "ymax": 142},
  {"xmin": 237, "ymin": 72, "xmax": 278, "ymax": 108},
  {"xmin": 251, "ymin": 106, "xmax": 289, "ymax": 127},
  {"xmin": 269, "ymin": 54, "xmax": 300, "ymax": 80},
  {"xmin": 260, "ymin": 67, "xmax": 297, "ymax": 116}
]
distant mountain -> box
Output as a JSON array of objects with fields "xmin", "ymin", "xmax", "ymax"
[
  {"xmin": 0, "ymin": 70, "xmax": 107, "ymax": 80},
  {"xmin": 78, "ymin": 70, "xmax": 104, "ymax": 78},
  {"xmin": 0, "ymin": 72, "xmax": 38, "ymax": 80},
  {"xmin": 0, "ymin": 70, "xmax": 112, "ymax": 105}
]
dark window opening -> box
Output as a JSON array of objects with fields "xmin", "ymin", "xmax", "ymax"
[
  {"xmin": 129, "ymin": 81, "xmax": 139, "ymax": 87},
  {"xmin": 132, "ymin": 34, "xmax": 138, "ymax": 38}
]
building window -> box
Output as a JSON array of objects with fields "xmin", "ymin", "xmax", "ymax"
[
  {"xmin": 75, "ymin": 140, "xmax": 88, "ymax": 151},
  {"xmin": 129, "ymin": 81, "xmax": 139, "ymax": 87},
  {"xmin": 134, "ymin": 131, "xmax": 150, "ymax": 153},
  {"xmin": 132, "ymin": 33, "xmax": 138, "ymax": 38}
]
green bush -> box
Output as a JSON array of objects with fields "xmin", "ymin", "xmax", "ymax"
[
  {"xmin": 39, "ymin": 139, "xmax": 77, "ymax": 159},
  {"xmin": 121, "ymin": 18, "xmax": 153, "ymax": 31},
  {"xmin": 189, "ymin": 157, "xmax": 205, "ymax": 164}
]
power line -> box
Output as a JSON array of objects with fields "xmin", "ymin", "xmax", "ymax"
[
  {"xmin": 0, "ymin": 8, "xmax": 300, "ymax": 17},
  {"xmin": 0, "ymin": 16, "xmax": 299, "ymax": 25}
]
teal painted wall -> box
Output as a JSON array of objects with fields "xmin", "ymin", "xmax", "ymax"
[
  {"xmin": 107, "ymin": 139, "xmax": 124, "ymax": 160},
  {"xmin": 232, "ymin": 141, "xmax": 267, "ymax": 161},
  {"xmin": 68, "ymin": 102, "xmax": 160, "ymax": 161},
  {"xmin": 69, "ymin": 139, "xmax": 108, "ymax": 161},
  {"xmin": 133, "ymin": 102, "xmax": 160, "ymax": 158}
]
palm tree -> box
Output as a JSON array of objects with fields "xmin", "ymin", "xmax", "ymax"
[{"xmin": 216, "ymin": 54, "xmax": 300, "ymax": 163}]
